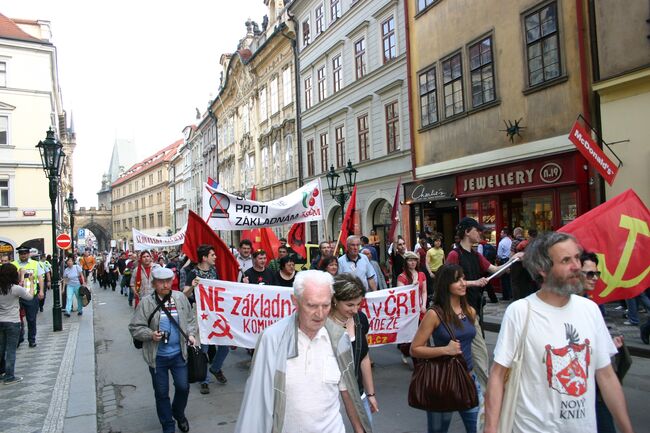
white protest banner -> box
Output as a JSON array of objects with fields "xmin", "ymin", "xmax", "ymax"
[
  {"xmin": 195, "ymin": 279, "xmax": 419, "ymax": 348},
  {"xmin": 132, "ymin": 226, "xmax": 186, "ymax": 251},
  {"xmin": 201, "ymin": 179, "xmax": 324, "ymax": 230}
]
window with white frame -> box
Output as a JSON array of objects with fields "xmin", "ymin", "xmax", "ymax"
[
  {"xmin": 331, "ymin": 0, "xmax": 341, "ymax": 21},
  {"xmin": 259, "ymin": 88, "xmax": 267, "ymax": 121},
  {"xmin": 283, "ymin": 67, "xmax": 292, "ymax": 106},
  {"xmin": 0, "ymin": 62, "xmax": 5, "ymax": 87},
  {"xmin": 335, "ymin": 126, "xmax": 345, "ymax": 168},
  {"xmin": 302, "ymin": 18, "xmax": 311, "ymax": 48},
  {"xmin": 357, "ymin": 114, "xmax": 369, "ymax": 161},
  {"xmin": 262, "ymin": 146, "xmax": 270, "ymax": 184},
  {"xmin": 315, "ymin": 4, "xmax": 325, "ymax": 36},
  {"xmin": 242, "ymin": 103, "xmax": 250, "ymax": 134},
  {"xmin": 382, "ymin": 16, "xmax": 397, "ymax": 63},
  {"xmin": 307, "ymin": 139, "xmax": 315, "ymax": 176},
  {"xmin": 228, "ymin": 115, "xmax": 235, "ymax": 144},
  {"xmin": 0, "ymin": 116, "xmax": 7, "ymax": 145},
  {"xmin": 270, "ymin": 77, "xmax": 279, "ymax": 114},
  {"xmin": 272, "ymin": 141, "xmax": 280, "ymax": 182},
  {"xmin": 417, "ymin": 0, "xmax": 437, "ymax": 12},
  {"xmin": 0, "ymin": 179, "xmax": 8, "ymax": 206},
  {"xmin": 355, "ymin": 38, "xmax": 366, "ymax": 79},
  {"xmin": 304, "ymin": 76, "xmax": 313, "ymax": 109},
  {"xmin": 320, "ymin": 133, "xmax": 329, "ymax": 173},
  {"xmin": 385, "ymin": 101, "xmax": 399, "ymax": 153},
  {"xmin": 442, "ymin": 53, "xmax": 464, "ymax": 117},
  {"xmin": 317, "ymin": 66, "xmax": 327, "ymax": 102},
  {"xmin": 332, "ymin": 55, "xmax": 342, "ymax": 93},
  {"xmin": 285, "ymin": 134, "xmax": 294, "ymax": 178}
]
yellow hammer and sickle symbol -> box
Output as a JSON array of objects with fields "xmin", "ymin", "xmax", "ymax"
[{"xmin": 596, "ymin": 214, "xmax": 650, "ymax": 298}]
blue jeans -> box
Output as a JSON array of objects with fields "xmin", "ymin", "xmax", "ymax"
[
  {"xmin": 0, "ymin": 322, "xmax": 21, "ymax": 381},
  {"xmin": 427, "ymin": 373, "xmax": 481, "ymax": 433},
  {"xmin": 19, "ymin": 296, "xmax": 39, "ymax": 344},
  {"xmin": 149, "ymin": 353, "xmax": 190, "ymax": 433},
  {"xmin": 200, "ymin": 344, "xmax": 229, "ymax": 384},
  {"xmin": 66, "ymin": 284, "xmax": 82, "ymax": 314},
  {"xmin": 625, "ymin": 293, "xmax": 650, "ymax": 325}
]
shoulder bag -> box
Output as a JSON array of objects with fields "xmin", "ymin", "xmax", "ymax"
[
  {"xmin": 408, "ymin": 307, "xmax": 478, "ymax": 412},
  {"xmin": 159, "ymin": 299, "xmax": 207, "ymax": 383},
  {"xmin": 498, "ymin": 300, "xmax": 531, "ymax": 433},
  {"xmin": 132, "ymin": 301, "xmax": 163, "ymax": 349}
]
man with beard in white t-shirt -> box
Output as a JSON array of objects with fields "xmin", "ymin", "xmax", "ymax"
[{"xmin": 484, "ymin": 231, "xmax": 634, "ymax": 433}]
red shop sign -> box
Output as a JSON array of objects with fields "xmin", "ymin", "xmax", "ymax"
[
  {"xmin": 568, "ymin": 121, "xmax": 618, "ymax": 186},
  {"xmin": 456, "ymin": 153, "xmax": 579, "ymax": 198}
]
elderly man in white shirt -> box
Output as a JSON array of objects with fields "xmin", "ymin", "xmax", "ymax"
[{"xmin": 235, "ymin": 270, "xmax": 371, "ymax": 433}]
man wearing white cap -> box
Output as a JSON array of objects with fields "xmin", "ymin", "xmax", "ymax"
[{"xmin": 129, "ymin": 266, "xmax": 197, "ymax": 433}]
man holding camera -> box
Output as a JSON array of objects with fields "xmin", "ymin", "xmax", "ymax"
[
  {"xmin": 12, "ymin": 246, "xmax": 45, "ymax": 348},
  {"xmin": 129, "ymin": 267, "xmax": 197, "ymax": 433}
]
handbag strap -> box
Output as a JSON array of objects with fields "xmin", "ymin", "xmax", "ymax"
[
  {"xmin": 158, "ymin": 296, "xmax": 190, "ymax": 342},
  {"xmin": 432, "ymin": 306, "xmax": 458, "ymax": 342},
  {"xmin": 515, "ymin": 300, "xmax": 531, "ymax": 356}
]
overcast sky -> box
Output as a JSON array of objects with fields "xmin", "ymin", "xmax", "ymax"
[{"xmin": 0, "ymin": 0, "xmax": 268, "ymax": 207}]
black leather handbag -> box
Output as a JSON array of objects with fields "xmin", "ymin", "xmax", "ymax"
[{"xmin": 408, "ymin": 308, "xmax": 478, "ymax": 412}]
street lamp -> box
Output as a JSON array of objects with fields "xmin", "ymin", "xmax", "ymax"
[
  {"xmin": 65, "ymin": 192, "xmax": 77, "ymax": 255},
  {"xmin": 36, "ymin": 127, "xmax": 65, "ymax": 332},
  {"xmin": 326, "ymin": 159, "xmax": 358, "ymax": 215}
]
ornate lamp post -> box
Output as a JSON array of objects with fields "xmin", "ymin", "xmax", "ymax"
[
  {"xmin": 65, "ymin": 192, "xmax": 77, "ymax": 255},
  {"xmin": 326, "ymin": 159, "xmax": 358, "ymax": 216},
  {"xmin": 36, "ymin": 128, "xmax": 65, "ymax": 332}
]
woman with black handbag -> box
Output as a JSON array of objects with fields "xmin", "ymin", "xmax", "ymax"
[
  {"xmin": 129, "ymin": 267, "xmax": 198, "ymax": 433},
  {"xmin": 410, "ymin": 264, "xmax": 485, "ymax": 433}
]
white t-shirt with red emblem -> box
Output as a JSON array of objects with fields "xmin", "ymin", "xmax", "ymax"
[{"xmin": 494, "ymin": 293, "xmax": 617, "ymax": 433}]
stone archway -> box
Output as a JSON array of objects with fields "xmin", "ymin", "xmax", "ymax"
[{"xmin": 75, "ymin": 207, "xmax": 112, "ymax": 252}]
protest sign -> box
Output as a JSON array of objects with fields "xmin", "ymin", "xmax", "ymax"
[
  {"xmin": 132, "ymin": 226, "xmax": 186, "ymax": 250},
  {"xmin": 201, "ymin": 179, "xmax": 325, "ymax": 230},
  {"xmin": 195, "ymin": 279, "xmax": 419, "ymax": 348}
]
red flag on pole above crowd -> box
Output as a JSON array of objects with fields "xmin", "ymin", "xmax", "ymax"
[
  {"xmin": 183, "ymin": 210, "xmax": 239, "ymax": 282},
  {"xmin": 559, "ymin": 189, "xmax": 650, "ymax": 304},
  {"xmin": 388, "ymin": 177, "xmax": 402, "ymax": 243},
  {"xmin": 259, "ymin": 227, "xmax": 281, "ymax": 261},
  {"xmin": 287, "ymin": 222, "xmax": 307, "ymax": 259},
  {"xmin": 241, "ymin": 185, "xmax": 262, "ymax": 249},
  {"xmin": 337, "ymin": 185, "xmax": 358, "ymax": 252}
]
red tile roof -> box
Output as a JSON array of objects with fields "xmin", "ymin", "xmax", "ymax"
[
  {"xmin": 0, "ymin": 13, "xmax": 42, "ymax": 43},
  {"xmin": 112, "ymin": 139, "xmax": 183, "ymax": 187}
]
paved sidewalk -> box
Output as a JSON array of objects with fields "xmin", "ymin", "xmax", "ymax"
[
  {"xmin": 483, "ymin": 296, "xmax": 650, "ymax": 356},
  {"xmin": 0, "ymin": 286, "xmax": 98, "ymax": 433}
]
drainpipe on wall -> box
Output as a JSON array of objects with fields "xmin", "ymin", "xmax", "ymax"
[
  {"xmin": 403, "ymin": 0, "xmax": 417, "ymax": 180},
  {"xmin": 284, "ymin": 11, "xmax": 304, "ymax": 187}
]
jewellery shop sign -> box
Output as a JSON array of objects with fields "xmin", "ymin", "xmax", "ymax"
[
  {"xmin": 202, "ymin": 179, "xmax": 325, "ymax": 230},
  {"xmin": 195, "ymin": 280, "xmax": 420, "ymax": 348}
]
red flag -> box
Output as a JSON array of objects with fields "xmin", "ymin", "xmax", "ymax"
[
  {"xmin": 559, "ymin": 189, "xmax": 650, "ymax": 304},
  {"xmin": 337, "ymin": 185, "xmax": 358, "ymax": 252},
  {"xmin": 241, "ymin": 186, "xmax": 262, "ymax": 250},
  {"xmin": 388, "ymin": 177, "xmax": 402, "ymax": 243},
  {"xmin": 182, "ymin": 210, "xmax": 239, "ymax": 282},
  {"xmin": 259, "ymin": 228, "xmax": 281, "ymax": 261},
  {"xmin": 287, "ymin": 223, "xmax": 307, "ymax": 259}
]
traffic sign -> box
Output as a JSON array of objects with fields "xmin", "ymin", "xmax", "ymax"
[{"xmin": 56, "ymin": 233, "xmax": 72, "ymax": 250}]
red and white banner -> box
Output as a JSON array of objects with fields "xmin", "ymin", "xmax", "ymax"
[
  {"xmin": 568, "ymin": 121, "xmax": 618, "ymax": 185},
  {"xmin": 132, "ymin": 226, "xmax": 186, "ymax": 251},
  {"xmin": 195, "ymin": 280, "xmax": 419, "ymax": 348}
]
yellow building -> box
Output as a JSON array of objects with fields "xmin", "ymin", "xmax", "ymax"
[
  {"xmin": 404, "ymin": 0, "xmax": 595, "ymax": 248},
  {"xmin": 111, "ymin": 140, "xmax": 181, "ymax": 251},
  {"xmin": 0, "ymin": 14, "xmax": 73, "ymax": 257},
  {"xmin": 591, "ymin": 0, "xmax": 650, "ymax": 205}
]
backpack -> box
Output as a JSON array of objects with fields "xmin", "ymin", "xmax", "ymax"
[{"xmin": 481, "ymin": 243, "xmax": 497, "ymax": 264}]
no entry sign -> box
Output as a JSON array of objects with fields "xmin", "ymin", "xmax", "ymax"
[{"xmin": 56, "ymin": 233, "xmax": 72, "ymax": 250}]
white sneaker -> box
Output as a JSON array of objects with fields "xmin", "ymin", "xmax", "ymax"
[
  {"xmin": 614, "ymin": 306, "xmax": 625, "ymax": 310},
  {"xmin": 623, "ymin": 321, "xmax": 638, "ymax": 326}
]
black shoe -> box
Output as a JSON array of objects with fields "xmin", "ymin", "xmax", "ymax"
[
  {"xmin": 641, "ymin": 327, "xmax": 650, "ymax": 345},
  {"xmin": 64, "ymin": 313, "xmax": 71, "ymax": 317},
  {"xmin": 176, "ymin": 417, "xmax": 190, "ymax": 432},
  {"xmin": 29, "ymin": 342, "xmax": 37, "ymax": 348},
  {"xmin": 78, "ymin": 311, "xmax": 83, "ymax": 316},
  {"xmin": 200, "ymin": 383, "xmax": 210, "ymax": 394},
  {"xmin": 210, "ymin": 368, "xmax": 228, "ymax": 384},
  {"xmin": 39, "ymin": 307, "xmax": 44, "ymax": 312}
]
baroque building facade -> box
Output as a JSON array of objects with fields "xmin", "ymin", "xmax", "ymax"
[
  {"xmin": 111, "ymin": 140, "xmax": 181, "ymax": 251},
  {"xmin": 0, "ymin": 14, "xmax": 73, "ymax": 256},
  {"xmin": 404, "ymin": 0, "xmax": 598, "ymax": 250},
  {"xmin": 205, "ymin": 0, "xmax": 298, "ymax": 245},
  {"xmin": 289, "ymin": 0, "xmax": 412, "ymax": 258}
]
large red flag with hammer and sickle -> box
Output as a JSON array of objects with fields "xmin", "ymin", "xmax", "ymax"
[{"xmin": 559, "ymin": 189, "xmax": 650, "ymax": 304}]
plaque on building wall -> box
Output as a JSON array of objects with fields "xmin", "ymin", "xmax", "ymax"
[{"xmin": 403, "ymin": 176, "xmax": 455, "ymax": 204}]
